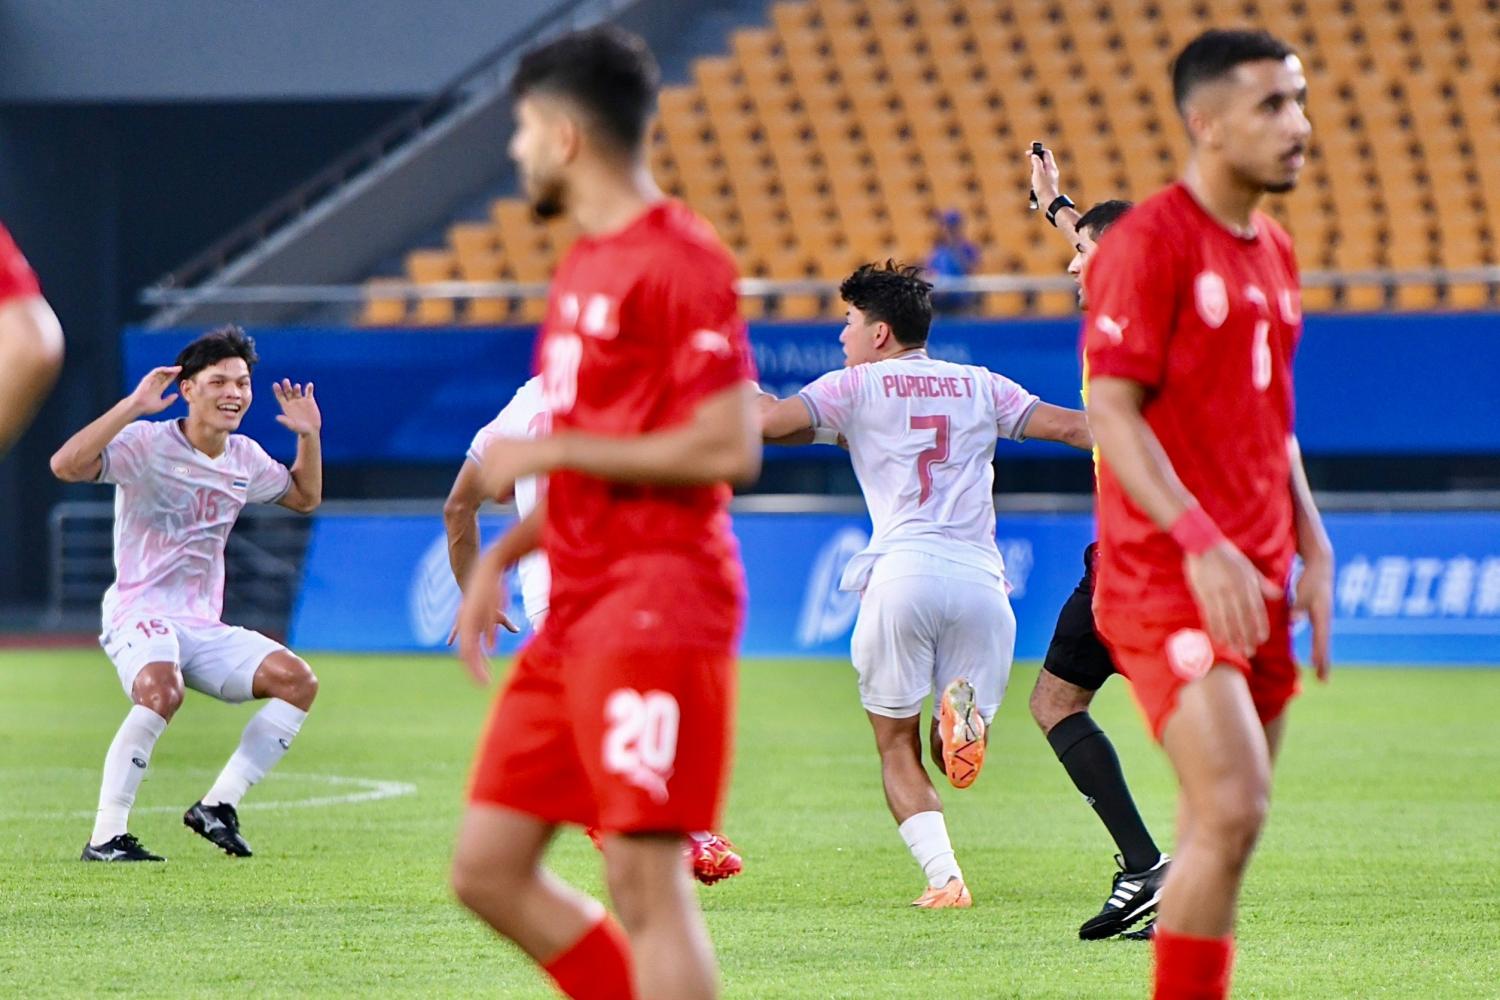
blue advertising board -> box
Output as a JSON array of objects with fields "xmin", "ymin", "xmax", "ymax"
[
  {"xmin": 125, "ymin": 311, "xmax": 1500, "ymax": 463},
  {"xmin": 290, "ymin": 509, "xmax": 1500, "ymax": 665}
]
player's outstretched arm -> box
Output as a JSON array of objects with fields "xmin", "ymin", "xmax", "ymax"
[
  {"xmin": 757, "ymin": 388, "xmax": 819, "ymax": 446},
  {"xmin": 1019, "ymin": 402, "xmax": 1093, "ymax": 451},
  {"xmin": 1088, "ymin": 375, "xmax": 1282, "ymax": 656},
  {"xmin": 480, "ymin": 381, "xmax": 761, "ymax": 493},
  {"xmin": 49, "ymin": 365, "xmax": 181, "ymax": 483},
  {"xmin": 453, "ymin": 501, "xmax": 542, "ymax": 683},
  {"xmin": 1288, "ymin": 435, "xmax": 1334, "ymax": 680},
  {"xmin": 273, "ymin": 380, "xmax": 322, "ymax": 514},
  {"xmin": 0, "ymin": 296, "xmax": 64, "ymax": 458}
]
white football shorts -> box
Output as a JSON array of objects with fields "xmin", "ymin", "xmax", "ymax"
[
  {"xmin": 100, "ymin": 616, "xmax": 286, "ymax": 704},
  {"xmin": 849, "ymin": 549, "xmax": 1016, "ymax": 721}
]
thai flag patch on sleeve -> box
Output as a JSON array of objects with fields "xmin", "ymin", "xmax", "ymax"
[{"xmin": 231, "ymin": 477, "xmax": 249, "ymax": 491}]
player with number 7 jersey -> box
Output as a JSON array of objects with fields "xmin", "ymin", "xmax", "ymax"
[{"xmin": 759, "ymin": 262, "xmax": 1094, "ymax": 908}]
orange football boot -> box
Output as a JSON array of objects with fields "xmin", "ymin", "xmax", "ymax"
[
  {"xmin": 911, "ymin": 877, "xmax": 972, "ymax": 909},
  {"xmin": 939, "ymin": 678, "xmax": 986, "ymax": 789}
]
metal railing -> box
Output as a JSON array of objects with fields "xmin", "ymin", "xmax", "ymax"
[
  {"xmin": 143, "ymin": 0, "xmax": 636, "ymax": 298},
  {"xmin": 139, "ymin": 266, "xmax": 1500, "ymax": 314}
]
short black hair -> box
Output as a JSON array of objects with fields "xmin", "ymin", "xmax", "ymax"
[
  {"xmin": 175, "ymin": 325, "xmax": 259, "ymax": 382},
  {"xmin": 840, "ymin": 261, "xmax": 933, "ymax": 348},
  {"xmin": 1171, "ymin": 29, "xmax": 1296, "ymax": 115},
  {"xmin": 1077, "ymin": 199, "xmax": 1134, "ymax": 240},
  {"xmin": 510, "ymin": 26, "xmax": 661, "ymax": 153}
]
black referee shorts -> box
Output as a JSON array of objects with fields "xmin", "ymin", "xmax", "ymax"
[{"xmin": 1040, "ymin": 543, "xmax": 1118, "ymax": 692}]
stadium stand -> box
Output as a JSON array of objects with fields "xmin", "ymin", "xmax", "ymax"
[{"xmin": 369, "ymin": 0, "xmax": 1500, "ymax": 322}]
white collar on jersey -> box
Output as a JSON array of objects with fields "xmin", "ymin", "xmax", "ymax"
[{"xmin": 890, "ymin": 347, "xmax": 930, "ymax": 361}]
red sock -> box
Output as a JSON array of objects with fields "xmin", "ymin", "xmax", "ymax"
[
  {"xmin": 542, "ymin": 914, "xmax": 636, "ymax": 1000},
  {"xmin": 1153, "ymin": 927, "xmax": 1235, "ymax": 1000}
]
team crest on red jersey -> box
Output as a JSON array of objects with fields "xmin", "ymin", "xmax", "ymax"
[
  {"xmin": 1165, "ymin": 628, "xmax": 1215, "ymax": 680},
  {"xmin": 1194, "ymin": 270, "xmax": 1229, "ymax": 328}
]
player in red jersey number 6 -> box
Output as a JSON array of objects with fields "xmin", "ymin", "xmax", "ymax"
[
  {"xmin": 1083, "ymin": 29, "xmax": 1333, "ymax": 1000},
  {"xmin": 450, "ymin": 27, "xmax": 760, "ymax": 1000}
]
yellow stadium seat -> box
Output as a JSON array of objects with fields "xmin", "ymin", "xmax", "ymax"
[
  {"xmin": 1343, "ymin": 284, "xmax": 1388, "ymax": 311},
  {"xmin": 456, "ymin": 250, "xmax": 510, "ymax": 326},
  {"xmin": 1446, "ymin": 283, "xmax": 1492, "ymax": 309},
  {"xmin": 778, "ymin": 294, "xmax": 826, "ymax": 319},
  {"xmin": 1300, "ymin": 285, "xmax": 1336, "ymax": 312},
  {"xmin": 359, "ymin": 279, "xmax": 407, "ymax": 327},
  {"xmin": 982, "ymin": 292, "xmax": 1025, "ymax": 317},
  {"xmin": 1034, "ymin": 289, "xmax": 1079, "ymax": 318},
  {"xmin": 405, "ymin": 250, "xmax": 457, "ymax": 325},
  {"xmin": 448, "ymin": 223, "xmax": 499, "ymax": 259},
  {"xmin": 1395, "ymin": 283, "xmax": 1441, "ymax": 310}
]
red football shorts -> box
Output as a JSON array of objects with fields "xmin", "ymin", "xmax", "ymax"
[
  {"xmin": 1095, "ymin": 597, "xmax": 1299, "ymax": 742},
  {"xmin": 468, "ymin": 638, "xmax": 736, "ymax": 835}
]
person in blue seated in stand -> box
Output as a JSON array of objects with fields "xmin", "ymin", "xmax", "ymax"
[{"xmin": 926, "ymin": 208, "xmax": 981, "ymax": 314}]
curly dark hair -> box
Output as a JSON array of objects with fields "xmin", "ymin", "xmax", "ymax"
[
  {"xmin": 174, "ymin": 325, "xmax": 259, "ymax": 382},
  {"xmin": 839, "ymin": 261, "xmax": 934, "ymax": 348}
]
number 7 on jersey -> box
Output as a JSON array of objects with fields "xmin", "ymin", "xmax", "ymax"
[{"xmin": 910, "ymin": 414, "xmax": 950, "ymax": 505}]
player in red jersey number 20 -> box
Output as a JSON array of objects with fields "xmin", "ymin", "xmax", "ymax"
[
  {"xmin": 450, "ymin": 27, "xmax": 761, "ymax": 1000},
  {"xmin": 1083, "ymin": 30, "xmax": 1333, "ymax": 1000}
]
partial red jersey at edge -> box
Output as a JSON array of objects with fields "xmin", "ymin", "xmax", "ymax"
[
  {"xmin": 532, "ymin": 199, "xmax": 754, "ymax": 648},
  {"xmin": 1082, "ymin": 182, "xmax": 1301, "ymax": 617},
  {"xmin": 0, "ymin": 223, "xmax": 41, "ymax": 303}
]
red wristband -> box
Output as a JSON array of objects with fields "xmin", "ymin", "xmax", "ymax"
[{"xmin": 1169, "ymin": 505, "xmax": 1225, "ymax": 555}]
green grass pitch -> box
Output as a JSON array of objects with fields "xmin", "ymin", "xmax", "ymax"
[{"xmin": 1, "ymin": 651, "xmax": 1497, "ymax": 997}]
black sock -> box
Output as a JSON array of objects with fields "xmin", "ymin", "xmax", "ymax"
[{"xmin": 1046, "ymin": 712, "xmax": 1161, "ymax": 873}]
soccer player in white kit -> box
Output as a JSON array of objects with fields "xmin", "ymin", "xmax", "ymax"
[
  {"xmin": 444, "ymin": 375, "xmax": 551, "ymax": 634},
  {"xmin": 442, "ymin": 375, "xmax": 746, "ymax": 884},
  {"xmin": 760, "ymin": 262, "xmax": 1092, "ymax": 907},
  {"xmin": 50, "ymin": 326, "xmax": 323, "ymax": 862}
]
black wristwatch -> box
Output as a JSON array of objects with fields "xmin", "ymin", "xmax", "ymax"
[{"xmin": 1045, "ymin": 194, "xmax": 1076, "ymax": 227}]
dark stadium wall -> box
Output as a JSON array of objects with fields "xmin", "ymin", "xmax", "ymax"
[
  {"xmin": 0, "ymin": 0, "xmax": 575, "ymax": 102},
  {"xmin": 0, "ymin": 100, "xmax": 411, "ymax": 608}
]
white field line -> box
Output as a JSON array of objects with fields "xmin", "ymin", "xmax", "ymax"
[{"xmin": 0, "ymin": 770, "xmax": 417, "ymax": 821}]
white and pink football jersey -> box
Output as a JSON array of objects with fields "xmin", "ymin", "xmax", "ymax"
[
  {"xmin": 798, "ymin": 351, "xmax": 1039, "ymax": 591},
  {"xmin": 98, "ymin": 419, "xmax": 292, "ymax": 630},
  {"xmin": 467, "ymin": 375, "xmax": 551, "ymax": 623}
]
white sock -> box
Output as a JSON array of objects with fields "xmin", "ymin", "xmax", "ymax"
[
  {"xmin": 202, "ymin": 699, "xmax": 307, "ymax": 808},
  {"xmin": 898, "ymin": 810, "xmax": 963, "ymax": 888},
  {"xmin": 91, "ymin": 705, "xmax": 168, "ymax": 845}
]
